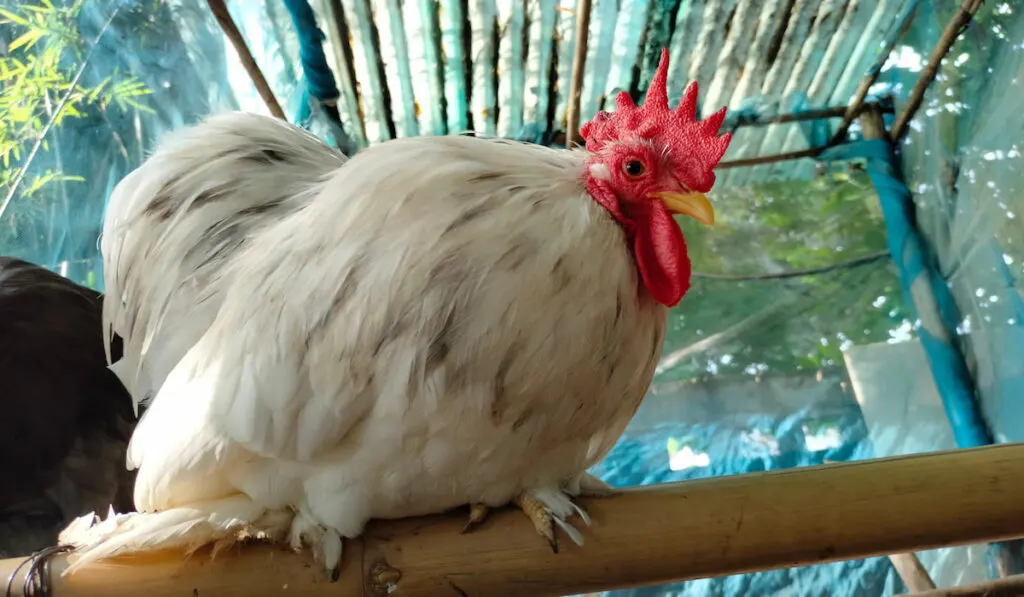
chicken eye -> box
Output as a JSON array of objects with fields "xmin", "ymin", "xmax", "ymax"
[{"xmin": 623, "ymin": 160, "xmax": 646, "ymax": 177}]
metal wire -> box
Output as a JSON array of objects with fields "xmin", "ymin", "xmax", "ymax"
[{"xmin": 5, "ymin": 545, "xmax": 70, "ymax": 597}]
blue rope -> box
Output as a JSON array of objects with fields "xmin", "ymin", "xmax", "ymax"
[
  {"xmin": 820, "ymin": 139, "xmax": 992, "ymax": 449},
  {"xmin": 281, "ymin": 0, "xmax": 340, "ymax": 107}
]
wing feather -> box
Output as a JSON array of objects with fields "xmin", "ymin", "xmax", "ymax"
[{"xmin": 126, "ymin": 135, "xmax": 649, "ymax": 514}]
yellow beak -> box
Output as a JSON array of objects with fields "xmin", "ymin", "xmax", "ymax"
[{"xmin": 648, "ymin": 191, "xmax": 716, "ymax": 227}]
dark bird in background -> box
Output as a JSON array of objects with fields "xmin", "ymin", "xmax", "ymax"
[{"xmin": 0, "ymin": 256, "xmax": 137, "ymax": 558}]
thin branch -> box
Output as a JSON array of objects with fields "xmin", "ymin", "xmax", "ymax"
[
  {"xmin": 716, "ymin": 145, "xmax": 829, "ymax": 170},
  {"xmin": 692, "ymin": 250, "xmax": 891, "ymax": 281},
  {"xmin": 889, "ymin": 0, "xmax": 985, "ymax": 143},
  {"xmin": 0, "ymin": 8, "xmax": 120, "ymax": 222},
  {"xmin": 206, "ymin": 0, "xmax": 285, "ymax": 120},
  {"xmin": 830, "ymin": 2, "xmax": 921, "ymax": 145},
  {"xmin": 734, "ymin": 102, "xmax": 892, "ymax": 129},
  {"xmin": 553, "ymin": 102, "xmax": 892, "ymax": 147},
  {"xmin": 565, "ymin": 0, "xmax": 592, "ymax": 147}
]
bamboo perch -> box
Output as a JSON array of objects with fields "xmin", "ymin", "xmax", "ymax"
[
  {"xmin": 564, "ymin": 0, "xmax": 592, "ymax": 147},
  {"xmin": 206, "ymin": 0, "xmax": 286, "ymax": 120},
  {"xmin": 889, "ymin": 0, "xmax": 985, "ymax": 143},
  {"xmin": 5, "ymin": 443, "xmax": 1024, "ymax": 597}
]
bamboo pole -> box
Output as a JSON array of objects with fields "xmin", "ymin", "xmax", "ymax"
[
  {"xmin": 4, "ymin": 443, "xmax": 1024, "ymax": 597},
  {"xmin": 897, "ymin": 574, "xmax": 1024, "ymax": 597},
  {"xmin": 731, "ymin": 101, "xmax": 893, "ymax": 129},
  {"xmin": 206, "ymin": 0, "xmax": 286, "ymax": 120},
  {"xmin": 717, "ymin": 145, "xmax": 826, "ymax": 169},
  {"xmin": 888, "ymin": 553, "xmax": 937, "ymax": 593},
  {"xmin": 703, "ymin": 101, "xmax": 895, "ymax": 170},
  {"xmin": 829, "ymin": 1, "xmax": 921, "ymax": 145},
  {"xmin": 564, "ymin": 0, "xmax": 592, "ymax": 147},
  {"xmin": 889, "ymin": 0, "xmax": 985, "ymax": 143}
]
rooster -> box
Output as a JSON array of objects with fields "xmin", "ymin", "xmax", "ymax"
[
  {"xmin": 0, "ymin": 257, "xmax": 136, "ymax": 558},
  {"xmin": 60, "ymin": 49, "xmax": 732, "ymax": 575}
]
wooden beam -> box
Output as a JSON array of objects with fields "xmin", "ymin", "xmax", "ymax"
[
  {"xmin": 564, "ymin": 0, "xmax": 592, "ymax": 147},
  {"xmin": 889, "ymin": 0, "xmax": 985, "ymax": 143},
  {"xmin": 4, "ymin": 443, "xmax": 1024, "ymax": 596},
  {"xmin": 206, "ymin": 0, "xmax": 286, "ymax": 120}
]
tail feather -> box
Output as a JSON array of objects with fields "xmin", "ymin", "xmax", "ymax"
[
  {"xmin": 58, "ymin": 496, "xmax": 292, "ymax": 574},
  {"xmin": 101, "ymin": 112, "xmax": 345, "ymax": 405}
]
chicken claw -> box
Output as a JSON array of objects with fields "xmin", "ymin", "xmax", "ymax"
[
  {"xmin": 514, "ymin": 493, "xmax": 558, "ymax": 552},
  {"xmin": 461, "ymin": 503, "xmax": 490, "ymax": 533},
  {"xmin": 513, "ymin": 489, "xmax": 589, "ymax": 554}
]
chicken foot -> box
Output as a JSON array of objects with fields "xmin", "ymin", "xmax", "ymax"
[
  {"xmin": 461, "ymin": 503, "xmax": 490, "ymax": 533},
  {"xmin": 460, "ymin": 473, "xmax": 617, "ymax": 552}
]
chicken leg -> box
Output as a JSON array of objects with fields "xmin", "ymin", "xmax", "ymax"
[{"xmin": 460, "ymin": 473, "xmax": 617, "ymax": 553}]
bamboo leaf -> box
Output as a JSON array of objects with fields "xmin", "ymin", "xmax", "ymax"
[
  {"xmin": 9, "ymin": 29, "xmax": 45, "ymax": 52},
  {"xmin": 0, "ymin": 9, "xmax": 30, "ymax": 26}
]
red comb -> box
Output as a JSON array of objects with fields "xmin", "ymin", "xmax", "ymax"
[{"xmin": 579, "ymin": 48, "xmax": 732, "ymax": 193}]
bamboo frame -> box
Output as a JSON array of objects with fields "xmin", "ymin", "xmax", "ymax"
[
  {"xmin": 712, "ymin": 100, "xmax": 894, "ymax": 169},
  {"xmin": 206, "ymin": 0, "xmax": 286, "ymax": 120},
  {"xmin": 564, "ymin": 0, "xmax": 592, "ymax": 147},
  {"xmin": 889, "ymin": 0, "xmax": 985, "ymax": 143},
  {"xmin": 899, "ymin": 574, "xmax": 1024, "ymax": 597},
  {"xmin": 829, "ymin": 2, "xmax": 921, "ymax": 145},
  {"xmin": 716, "ymin": 145, "xmax": 826, "ymax": 169},
  {"xmin": 4, "ymin": 443, "xmax": 1024, "ymax": 597}
]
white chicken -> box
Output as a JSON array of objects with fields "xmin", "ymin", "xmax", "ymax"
[{"xmin": 60, "ymin": 49, "xmax": 732, "ymax": 575}]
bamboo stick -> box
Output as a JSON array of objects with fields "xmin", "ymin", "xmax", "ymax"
[
  {"xmin": 897, "ymin": 573, "xmax": 1024, "ymax": 597},
  {"xmin": 889, "ymin": 0, "xmax": 985, "ymax": 143},
  {"xmin": 715, "ymin": 101, "xmax": 895, "ymax": 169},
  {"xmin": 717, "ymin": 145, "xmax": 826, "ymax": 169},
  {"xmin": 733, "ymin": 101, "xmax": 893, "ymax": 129},
  {"xmin": 888, "ymin": 553, "xmax": 937, "ymax": 593},
  {"xmin": 4, "ymin": 443, "xmax": 1024, "ymax": 597},
  {"xmin": 206, "ymin": 0, "xmax": 286, "ymax": 120},
  {"xmin": 829, "ymin": 0, "xmax": 920, "ymax": 144},
  {"xmin": 564, "ymin": 0, "xmax": 592, "ymax": 147}
]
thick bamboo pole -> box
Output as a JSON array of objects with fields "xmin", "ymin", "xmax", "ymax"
[{"xmin": 4, "ymin": 443, "xmax": 1024, "ymax": 597}]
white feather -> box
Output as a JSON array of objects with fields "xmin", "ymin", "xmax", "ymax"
[
  {"xmin": 69, "ymin": 114, "xmax": 667, "ymax": 573},
  {"xmin": 100, "ymin": 113, "xmax": 345, "ymax": 407}
]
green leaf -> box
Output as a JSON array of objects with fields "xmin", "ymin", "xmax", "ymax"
[
  {"xmin": 9, "ymin": 29, "xmax": 45, "ymax": 52},
  {"xmin": 0, "ymin": 9, "xmax": 31, "ymax": 26}
]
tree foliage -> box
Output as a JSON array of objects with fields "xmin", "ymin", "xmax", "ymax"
[
  {"xmin": 656, "ymin": 167, "xmax": 913, "ymax": 382},
  {"xmin": 0, "ymin": 0, "xmax": 153, "ymax": 240}
]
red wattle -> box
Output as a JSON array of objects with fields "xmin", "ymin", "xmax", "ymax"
[{"xmin": 632, "ymin": 200, "xmax": 690, "ymax": 307}]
